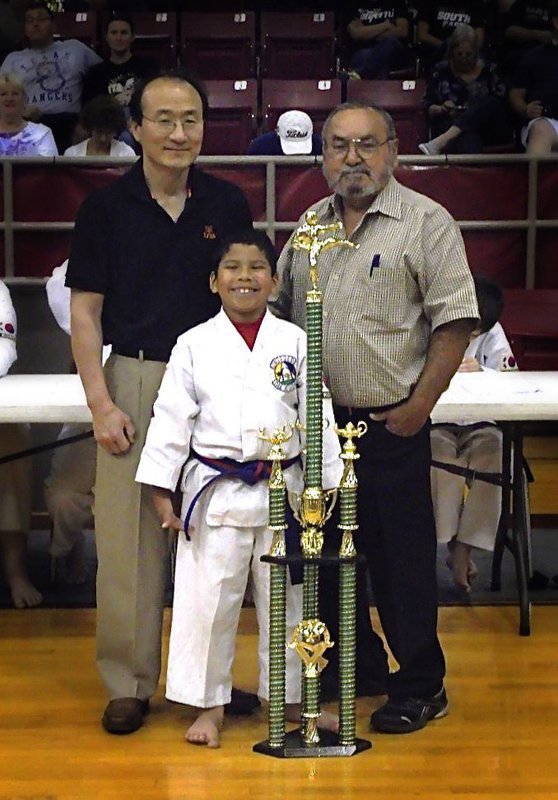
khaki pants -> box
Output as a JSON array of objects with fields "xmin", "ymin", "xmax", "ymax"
[{"xmin": 94, "ymin": 354, "xmax": 167, "ymax": 700}]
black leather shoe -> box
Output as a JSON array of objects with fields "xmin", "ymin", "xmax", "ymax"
[
  {"xmin": 224, "ymin": 687, "xmax": 261, "ymax": 716},
  {"xmin": 102, "ymin": 698, "xmax": 149, "ymax": 734}
]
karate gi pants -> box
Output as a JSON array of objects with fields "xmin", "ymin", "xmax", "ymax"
[
  {"xmin": 431, "ymin": 424, "xmax": 503, "ymax": 552},
  {"xmin": 95, "ymin": 354, "xmax": 168, "ymax": 700},
  {"xmin": 166, "ymin": 515, "xmax": 303, "ymax": 708}
]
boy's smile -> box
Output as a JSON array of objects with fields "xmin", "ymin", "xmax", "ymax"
[{"xmin": 210, "ymin": 243, "xmax": 279, "ymax": 324}]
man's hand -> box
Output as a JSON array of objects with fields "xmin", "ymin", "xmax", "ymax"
[
  {"xmin": 371, "ymin": 395, "xmax": 432, "ymax": 438},
  {"xmin": 92, "ymin": 400, "xmax": 135, "ymax": 454},
  {"xmin": 151, "ymin": 487, "xmax": 183, "ymax": 532},
  {"xmin": 526, "ymin": 100, "xmax": 544, "ymax": 120}
]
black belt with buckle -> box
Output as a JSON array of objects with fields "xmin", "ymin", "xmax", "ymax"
[{"xmin": 112, "ymin": 345, "xmax": 169, "ymax": 362}]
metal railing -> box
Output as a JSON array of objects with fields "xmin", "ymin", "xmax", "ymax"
[{"xmin": 1, "ymin": 152, "xmax": 558, "ymax": 287}]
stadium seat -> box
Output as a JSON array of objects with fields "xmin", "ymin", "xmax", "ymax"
[
  {"xmin": 501, "ymin": 290, "xmax": 558, "ymax": 369},
  {"xmin": 53, "ymin": 10, "xmax": 98, "ymax": 49},
  {"xmin": 346, "ymin": 79, "xmax": 426, "ymax": 153},
  {"xmin": 260, "ymin": 12, "xmax": 336, "ymax": 79},
  {"xmin": 180, "ymin": 12, "xmax": 256, "ymax": 79},
  {"xmin": 202, "ymin": 79, "xmax": 257, "ymax": 155},
  {"xmin": 130, "ymin": 12, "xmax": 178, "ymax": 70},
  {"xmin": 261, "ymin": 79, "xmax": 342, "ymax": 134}
]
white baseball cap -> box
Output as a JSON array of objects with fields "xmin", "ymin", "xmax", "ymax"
[{"xmin": 276, "ymin": 110, "xmax": 313, "ymax": 154}]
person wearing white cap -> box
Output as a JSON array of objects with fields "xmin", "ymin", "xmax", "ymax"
[{"xmin": 247, "ymin": 109, "xmax": 323, "ymax": 155}]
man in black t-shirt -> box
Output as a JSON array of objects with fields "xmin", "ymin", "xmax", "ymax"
[
  {"xmin": 416, "ymin": 0, "xmax": 486, "ymax": 70},
  {"xmin": 343, "ymin": 2, "xmax": 410, "ymax": 78}
]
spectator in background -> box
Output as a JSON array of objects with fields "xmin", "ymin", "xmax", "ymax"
[
  {"xmin": 0, "ymin": 1, "xmax": 102, "ymax": 152},
  {"xmin": 247, "ymin": 110, "xmax": 322, "ymax": 156},
  {"xmin": 0, "ymin": 71, "xmax": 57, "ymax": 155},
  {"xmin": 82, "ymin": 13, "xmax": 157, "ymax": 121},
  {"xmin": 64, "ymin": 95, "xmax": 136, "ymax": 156},
  {"xmin": 431, "ymin": 275, "xmax": 517, "ymax": 592},
  {"xmin": 343, "ymin": 1, "xmax": 411, "ymax": 79},
  {"xmin": 502, "ymin": 0, "xmax": 552, "ymax": 71},
  {"xmin": 419, "ymin": 24, "xmax": 512, "ymax": 154},
  {"xmin": 416, "ymin": 0, "xmax": 486, "ymax": 73},
  {"xmin": 509, "ymin": 0, "xmax": 558, "ymax": 154},
  {"xmin": 0, "ymin": 281, "xmax": 42, "ymax": 608}
]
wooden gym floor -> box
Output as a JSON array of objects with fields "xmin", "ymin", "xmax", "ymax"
[{"xmin": 1, "ymin": 605, "xmax": 558, "ymax": 799}]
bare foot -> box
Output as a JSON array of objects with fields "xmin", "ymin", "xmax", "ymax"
[
  {"xmin": 285, "ymin": 703, "xmax": 339, "ymax": 733},
  {"xmin": 65, "ymin": 541, "xmax": 87, "ymax": 585},
  {"xmin": 9, "ymin": 575, "xmax": 43, "ymax": 608},
  {"xmin": 186, "ymin": 706, "xmax": 224, "ymax": 748},
  {"xmin": 449, "ymin": 540, "xmax": 475, "ymax": 592}
]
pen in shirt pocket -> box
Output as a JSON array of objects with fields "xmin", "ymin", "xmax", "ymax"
[{"xmin": 370, "ymin": 253, "xmax": 381, "ymax": 276}]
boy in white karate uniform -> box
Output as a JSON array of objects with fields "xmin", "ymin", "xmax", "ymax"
[
  {"xmin": 431, "ymin": 275, "xmax": 517, "ymax": 592},
  {"xmin": 136, "ymin": 230, "xmax": 343, "ymax": 747}
]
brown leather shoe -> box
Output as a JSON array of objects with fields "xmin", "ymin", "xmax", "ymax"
[{"xmin": 102, "ymin": 698, "xmax": 149, "ymax": 734}]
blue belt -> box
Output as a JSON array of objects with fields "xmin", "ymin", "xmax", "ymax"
[{"xmin": 184, "ymin": 450, "xmax": 303, "ymax": 583}]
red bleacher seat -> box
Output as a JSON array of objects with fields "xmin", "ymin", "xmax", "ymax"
[
  {"xmin": 346, "ymin": 79, "xmax": 426, "ymax": 154},
  {"xmin": 53, "ymin": 10, "xmax": 98, "ymax": 48},
  {"xmin": 260, "ymin": 12, "xmax": 336, "ymax": 79},
  {"xmin": 202, "ymin": 79, "xmax": 257, "ymax": 155},
  {"xmin": 180, "ymin": 12, "xmax": 256, "ymax": 79},
  {"xmin": 261, "ymin": 79, "xmax": 342, "ymax": 134},
  {"xmin": 129, "ymin": 12, "xmax": 178, "ymax": 70},
  {"xmin": 501, "ymin": 289, "xmax": 558, "ymax": 370}
]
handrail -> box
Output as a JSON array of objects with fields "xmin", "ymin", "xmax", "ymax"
[{"xmin": 1, "ymin": 152, "xmax": 558, "ymax": 286}]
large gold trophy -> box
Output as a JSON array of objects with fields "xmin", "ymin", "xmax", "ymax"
[{"xmin": 253, "ymin": 213, "xmax": 372, "ymax": 758}]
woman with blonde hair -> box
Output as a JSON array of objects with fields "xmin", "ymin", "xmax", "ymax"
[{"xmin": 0, "ymin": 72, "xmax": 58, "ymax": 156}]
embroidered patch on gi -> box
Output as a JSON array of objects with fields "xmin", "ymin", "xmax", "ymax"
[
  {"xmin": 500, "ymin": 354, "xmax": 518, "ymax": 371},
  {"xmin": 203, "ymin": 225, "xmax": 216, "ymax": 239},
  {"xmin": 0, "ymin": 322, "xmax": 15, "ymax": 341},
  {"xmin": 271, "ymin": 355, "xmax": 297, "ymax": 392}
]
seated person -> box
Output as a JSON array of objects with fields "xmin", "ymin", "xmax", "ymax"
[
  {"xmin": 136, "ymin": 230, "xmax": 343, "ymax": 747},
  {"xmin": 509, "ymin": 0, "xmax": 558, "ymax": 154},
  {"xmin": 0, "ymin": 71, "xmax": 57, "ymax": 155},
  {"xmin": 0, "ymin": 280, "xmax": 41, "ymax": 608},
  {"xmin": 431, "ymin": 275, "xmax": 517, "ymax": 592},
  {"xmin": 247, "ymin": 110, "xmax": 322, "ymax": 156},
  {"xmin": 63, "ymin": 95, "xmax": 136, "ymax": 156},
  {"xmin": 502, "ymin": 0, "xmax": 552, "ymax": 72},
  {"xmin": 44, "ymin": 260, "xmax": 98, "ymax": 585},
  {"xmin": 416, "ymin": 0, "xmax": 486, "ymax": 72},
  {"xmin": 81, "ymin": 12, "xmax": 157, "ymax": 126},
  {"xmin": 419, "ymin": 24, "xmax": 512, "ymax": 154},
  {"xmin": 342, "ymin": 1, "xmax": 410, "ymax": 79},
  {"xmin": 0, "ymin": 1, "xmax": 102, "ymax": 152}
]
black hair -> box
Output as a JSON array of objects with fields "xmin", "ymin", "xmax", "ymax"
[
  {"xmin": 129, "ymin": 69, "xmax": 209, "ymax": 125},
  {"xmin": 474, "ymin": 274, "xmax": 504, "ymax": 333},
  {"xmin": 79, "ymin": 95, "xmax": 127, "ymax": 136},
  {"xmin": 105, "ymin": 13, "xmax": 135, "ymax": 35},
  {"xmin": 25, "ymin": 1, "xmax": 53, "ymax": 19},
  {"xmin": 212, "ymin": 229, "xmax": 278, "ymax": 276}
]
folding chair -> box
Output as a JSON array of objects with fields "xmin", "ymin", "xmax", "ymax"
[
  {"xmin": 260, "ymin": 12, "xmax": 336, "ymax": 79},
  {"xmin": 346, "ymin": 78, "xmax": 426, "ymax": 153},
  {"xmin": 261, "ymin": 78, "xmax": 342, "ymax": 134},
  {"xmin": 180, "ymin": 12, "xmax": 256, "ymax": 79},
  {"xmin": 202, "ymin": 79, "xmax": 258, "ymax": 155}
]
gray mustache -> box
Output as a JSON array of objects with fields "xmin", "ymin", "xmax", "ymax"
[{"xmin": 340, "ymin": 167, "xmax": 371, "ymax": 177}]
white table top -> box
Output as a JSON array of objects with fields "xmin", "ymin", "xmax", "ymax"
[{"xmin": 0, "ymin": 371, "xmax": 557, "ymax": 425}]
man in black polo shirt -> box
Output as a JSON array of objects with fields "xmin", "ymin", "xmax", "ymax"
[{"xmin": 66, "ymin": 70, "xmax": 253, "ymax": 735}]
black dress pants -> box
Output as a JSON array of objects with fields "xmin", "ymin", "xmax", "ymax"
[{"xmin": 320, "ymin": 410, "xmax": 446, "ymax": 700}]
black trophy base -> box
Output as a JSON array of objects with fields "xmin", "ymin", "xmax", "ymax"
[{"xmin": 253, "ymin": 728, "xmax": 372, "ymax": 758}]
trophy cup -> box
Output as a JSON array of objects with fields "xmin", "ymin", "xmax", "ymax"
[{"xmin": 254, "ymin": 213, "xmax": 372, "ymax": 758}]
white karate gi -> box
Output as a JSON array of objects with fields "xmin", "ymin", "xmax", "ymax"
[
  {"xmin": 431, "ymin": 322, "xmax": 517, "ymax": 551},
  {"xmin": 136, "ymin": 309, "xmax": 343, "ymax": 708}
]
